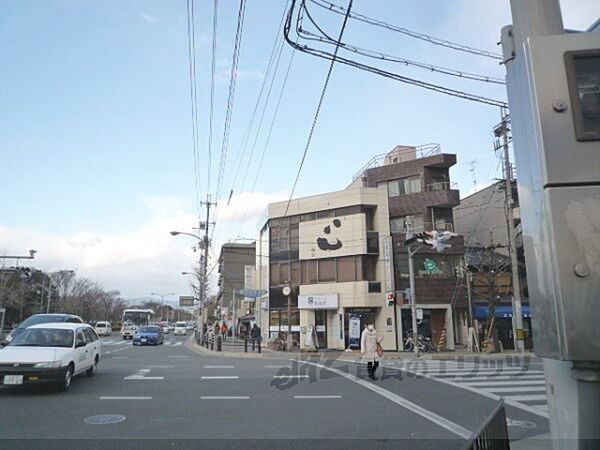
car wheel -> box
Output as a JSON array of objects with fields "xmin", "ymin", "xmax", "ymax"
[
  {"xmin": 86, "ymin": 357, "xmax": 98, "ymax": 377},
  {"xmin": 57, "ymin": 365, "xmax": 74, "ymax": 392}
]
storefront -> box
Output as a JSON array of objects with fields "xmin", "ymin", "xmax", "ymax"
[
  {"xmin": 344, "ymin": 307, "xmax": 377, "ymax": 349},
  {"xmin": 473, "ymin": 305, "xmax": 533, "ymax": 350}
]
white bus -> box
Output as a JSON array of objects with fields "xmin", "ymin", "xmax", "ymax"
[{"xmin": 120, "ymin": 309, "xmax": 155, "ymax": 339}]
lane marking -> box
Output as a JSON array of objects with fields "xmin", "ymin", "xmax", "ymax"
[
  {"xmin": 168, "ymin": 356, "xmax": 188, "ymax": 358},
  {"xmin": 264, "ymin": 365, "xmax": 289, "ymax": 368},
  {"xmin": 111, "ymin": 356, "xmax": 129, "ymax": 359},
  {"xmin": 273, "ymin": 375, "xmax": 309, "ymax": 379},
  {"xmin": 485, "ymin": 386, "xmax": 546, "ymax": 393},
  {"xmin": 201, "ymin": 376, "xmax": 239, "ymax": 380},
  {"xmin": 200, "ymin": 396, "xmax": 249, "ymax": 400},
  {"xmin": 451, "ymin": 375, "xmax": 544, "ymax": 382},
  {"xmin": 294, "ymin": 395, "xmax": 341, "ymax": 399},
  {"xmin": 124, "ymin": 376, "xmax": 164, "ymax": 380},
  {"xmin": 295, "ymin": 360, "xmax": 472, "ymax": 440},
  {"xmin": 204, "ymin": 365, "xmax": 235, "ymax": 369},
  {"xmin": 466, "ymin": 380, "xmax": 546, "ymax": 387},
  {"xmin": 100, "ymin": 397, "xmax": 152, "ymax": 400},
  {"xmin": 145, "ymin": 365, "xmax": 173, "ymax": 368},
  {"xmin": 504, "ymin": 394, "xmax": 547, "ymax": 402},
  {"xmin": 434, "ymin": 370, "xmax": 543, "ymax": 377}
]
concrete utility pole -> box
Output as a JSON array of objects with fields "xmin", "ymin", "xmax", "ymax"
[
  {"xmin": 199, "ymin": 195, "xmax": 216, "ymax": 326},
  {"xmin": 496, "ymin": 110, "xmax": 525, "ymax": 352},
  {"xmin": 405, "ymin": 216, "xmax": 420, "ymax": 356},
  {"xmin": 502, "ymin": 1, "xmax": 599, "ymax": 447}
]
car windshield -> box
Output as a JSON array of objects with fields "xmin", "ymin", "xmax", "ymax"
[
  {"xmin": 96, "ymin": 323, "xmax": 106, "ymax": 327},
  {"xmin": 138, "ymin": 326, "xmax": 159, "ymax": 333},
  {"xmin": 9, "ymin": 328, "xmax": 74, "ymax": 348},
  {"xmin": 17, "ymin": 315, "xmax": 73, "ymax": 329},
  {"xmin": 176, "ymin": 323, "xmax": 186, "ymax": 327}
]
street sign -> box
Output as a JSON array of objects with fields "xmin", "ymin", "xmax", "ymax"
[
  {"xmin": 234, "ymin": 289, "xmax": 267, "ymax": 298},
  {"xmin": 179, "ymin": 296, "xmax": 195, "ymax": 307}
]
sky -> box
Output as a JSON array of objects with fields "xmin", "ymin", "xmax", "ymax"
[{"xmin": 1, "ymin": 0, "xmax": 598, "ymax": 302}]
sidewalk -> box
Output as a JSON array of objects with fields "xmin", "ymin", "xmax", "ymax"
[{"xmin": 188, "ymin": 338, "xmax": 537, "ymax": 362}]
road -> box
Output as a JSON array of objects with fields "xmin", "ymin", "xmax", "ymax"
[{"xmin": 0, "ymin": 334, "xmax": 550, "ymax": 449}]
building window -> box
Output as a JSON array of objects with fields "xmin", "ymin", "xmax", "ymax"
[
  {"xmin": 301, "ymin": 260, "xmax": 318, "ymax": 284},
  {"xmin": 316, "ymin": 210, "xmax": 335, "ymax": 219},
  {"xmin": 270, "ymin": 263, "xmax": 279, "ymax": 286},
  {"xmin": 390, "ymin": 215, "xmax": 424, "ymax": 233},
  {"xmin": 318, "ymin": 258, "xmax": 336, "ymax": 282},
  {"xmin": 337, "ymin": 256, "xmax": 357, "ymax": 282},
  {"xmin": 384, "ymin": 177, "xmax": 422, "ymax": 197}
]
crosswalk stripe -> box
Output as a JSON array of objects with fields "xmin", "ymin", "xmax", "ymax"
[
  {"xmin": 504, "ymin": 394, "xmax": 547, "ymax": 402},
  {"xmin": 450, "ymin": 375, "xmax": 544, "ymax": 381},
  {"xmin": 484, "ymin": 386, "xmax": 546, "ymax": 393},
  {"xmin": 434, "ymin": 371, "xmax": 541, "ymax": 377},
  {"xmin": 466, "ymin": 380, "xmax": 546, "ymax": 387}
]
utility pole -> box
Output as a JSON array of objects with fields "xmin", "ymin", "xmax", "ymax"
[
  {"xmin": 495, "ymin": 110, "xmax": 525, "ymax": 352},
  {"xmin": 199, "ymin": 195, "xmax": 216, "ymax": 326},
  {"xmin": 502, "ymin": 1, "xmax": 599, "ymax": 446},
  {"xmin": 405, "ymin": 216, "xmax": 420, "ymax": 356}
]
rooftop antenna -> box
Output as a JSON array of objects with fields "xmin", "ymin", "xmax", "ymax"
[{"xmin": 465, "ymin": 159, "xmax": 479, "ymax": 191}]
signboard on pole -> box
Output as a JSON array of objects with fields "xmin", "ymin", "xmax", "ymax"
[
  {"xmin": 383, "ymin": 235, "xmax": 394, "ymax": 293},
  {"xmin": 349, "ymin": 314, "xmax": 361, "ymax": 348},
  {"xmin": 298, "ymin": 294, "xmax": 338, "ymax": 310},
  {"xmin": 179, "ymin": 296, "xmax": 194, "ymax": 307}
]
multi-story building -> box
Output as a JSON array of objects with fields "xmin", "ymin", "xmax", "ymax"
[
  {"xmin": 351, "ymin": 144, "xmax": 465, "ymax": 350},
  {"xmin": 255, "ymin": 187, "xmax": 396, "ymax": 351},
  {"xmin": 453, "ymin": 180, "xmax": 532, "ymax": 349},
  {"xmin": 216, "ymin": 242, "xmax": 256, "ymax": 327}
]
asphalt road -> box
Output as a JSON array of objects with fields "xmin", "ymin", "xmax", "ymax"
[{"xmin": 0, "ymin": 334, "xmax": 550, "ymax": 449}]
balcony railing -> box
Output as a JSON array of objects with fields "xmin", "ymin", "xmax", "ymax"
[
  {"xmin": 392, "ymin": 222, "xmax": 454, "ymax": 234},
  {"xmin": 425, "ymin": 181, "xmax": 458, "ymax": 192},
  {"xmin": 352, "ymin": 143, "xmax": 441, "ymax": 182}
]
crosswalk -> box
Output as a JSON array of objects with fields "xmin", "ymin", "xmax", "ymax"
[
  {"xmin": 382, "ymin": 360, "xmax": 549, "ymax": 418},
  {"xmin": 100, "ymin": 339, "xmax": 183, "ymax": 347}
]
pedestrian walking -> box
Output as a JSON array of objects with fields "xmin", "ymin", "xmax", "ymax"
[
  {"xmin": 250, "ymin": 323, "xmax": 261, "ymax": 352},
  {"xmin": 361, "ymin": 323, "xmax": 384, "ymax": 380},
  {"xmin": 220, "ymin": 321, "xmax": 228, "ymax": 341}
]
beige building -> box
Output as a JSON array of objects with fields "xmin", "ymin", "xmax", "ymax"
[{"xmin": 255, "ymin": 186, "xmax": 401, "ymax": 351}]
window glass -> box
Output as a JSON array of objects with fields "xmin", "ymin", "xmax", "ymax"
[
  {"xmin": 387, "ymin": 180, "xmax": 400, "ymax": 197},
  {"xmin": 270, "ymin": 263, "xmax": 279, "ymax": 286},
  {"xmin": 318, "ymin": 259, "xmax": 336, "ymax": 282},
  {"xmin": 301, "ymin": 260, "xmax": 317, "ymax": 284},
  {"xmin": 337, "ymin": 256, "xmax": 356, "ymax": 282},
  {"xmin": 300, "ymin": 212, "xmax": 316, "ymax": 222},
  {"xmin": 290, "ymin": 261, "xmax": 301, "ymax": 285},
  {"xmin": 316, "ymin": 210, "xmax": 335, "ymax": 219},
  {"xmin": 76, "ymin": 330, "xmax": 86, "ymax": 347},
  {"xmin": 83, "ymin": 328, "xmax": 97, "ymax": 343},
  {"xmin": 278, "ymin": 263, "xmax": 289, "ymax": 284}
]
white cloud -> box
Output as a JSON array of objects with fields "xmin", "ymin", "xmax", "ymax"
[
  {"xmin": 141, "ymin": 13, "xmax": 159, "ymax": 25},
  {"xmin": 0, "ymin": 192, "xmax": 282, "ymax": 299}
]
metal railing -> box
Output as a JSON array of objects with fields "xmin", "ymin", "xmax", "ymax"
[
  {"xmin": 196, "ymin": 332, "xmax": 262, "ymax": 354},
  {"xmin": 425, "ymin": 181, "xmax": 459, "ymax": 192},
  {"xmin": 352, "ymin": 143, "xmax": 441, "ymax": 181},
  {"xmin": 468, "ymin": 399, "xmax": 510, "ymax": 450}
]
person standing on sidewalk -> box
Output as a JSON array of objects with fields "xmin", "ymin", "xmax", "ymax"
[
  {"xmin": 361, "ymin": 323, "xmax": 383, "ymax": 380},
  {"xmin": 220, "ymin": 321, "xmax": 228, "ymax": 341},
  {"xmin": 250, "ymin": 324, "xmax": 261, "ymax": 352}
]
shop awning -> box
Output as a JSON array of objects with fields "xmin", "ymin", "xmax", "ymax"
[
  {"xmin": 237, "ymin": 313, "xmax": 255, "ymax": 322},
  {"xmin": 473, "ymin": 305, "xmax": 531, "ymax": 318}
]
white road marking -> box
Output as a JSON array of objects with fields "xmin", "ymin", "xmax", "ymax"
[
  {"xmin": 294, "ymin": 395, "xmax": 342, "ymax": 399},
  {"xmin": 204, "ymin": 365, "xmax": 234, "ymax": 369},
  {"xmin": 200, "ymin": 396, "xmax": 249, "ymax": 400},
  {"xmin": 145, "ymin": 365, "xmax": 173, "ymax": 368},
  {"xmin": 434, "ymin": 370, "xmax": 542, "ymax": 377},
  {"xmin": 201, "ymin": 376, "xmax": 239, "ymax": 380},
  {"xmin": 264, "ymin": 365, "xmax": 289, "ymax": 368},
  {"xmin": 273, "ymin": 375, "xmax": 309, "ymax": 379},
  {"xmin": 168, "ymin": 356, "xmax": 188, "ymax": 358},
  {"xmin": 100, "ymin": 397, "xmax": 152, "ymax": 400},
  {"xmin": 124, "ymin": 376, "xmax": 164, "ymax": 380},
  {"xmin": 504, "ymin": 394, "xmax": 548, "ymax": 402},
  {"xmin": 452, "ymin": 375, "xmax": 544, "ymax": 381},
  {"xmin": 295, "ymin": 360, "xmax": 472, "ymax": 440},
  {"xmin": 485, "ymin": 386, "xmax": 547, "ymax": 393},
  {"xmin": 111, "ymin": 356, "xmax": 129, "ymax": 359},
  {"xmin": 466, "ymin": 380, "xmax": 545, "ymax": 387}
]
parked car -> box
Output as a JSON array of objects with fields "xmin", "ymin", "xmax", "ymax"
[
  {"xmin": 94, "ymin": 321, "xmax": 112, "ymax": 337},
  {"xmin": 1, "ymin": 314, "xmax": 83, "ymax": 346},
  {"xmin": 185, "ymin": 321, "xmax": 196, "ymax": 331},
  {"xmin": 174, "ymin": 322, "xmax": 187, "ymax": 336},
  {"xmin": 132, "ymin": 326, "xmax": 164, "ymax": 346},
  {"xmin": 0, "ymin": 323, "xmax": 101, "ymax": 391}
]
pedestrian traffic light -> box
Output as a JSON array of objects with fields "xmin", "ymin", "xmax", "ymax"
[{"xmin": 386, "ymin": 292, "xmax": 395, "ymax": 306}]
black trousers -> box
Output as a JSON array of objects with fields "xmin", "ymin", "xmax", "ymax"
[{"xmin": 367, "ymin": 360, "xmax": 379, "ymax": 377}]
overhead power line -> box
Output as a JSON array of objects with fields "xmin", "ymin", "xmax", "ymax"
[
  {"xmin": 284, "ymin": 0, "xmax": 508, "ymax": 108},
  {"xmin": 298, "ymin": 3, "xmax": 504, "ymax": 85},
  {"xmin": 207, "ymin": 0, "xmax": 219, "ymax": 195},
  {"xmin": 282, "ymin": 0, "xmax": 353, "ymax": 218},
  {"xmin": 309, "ymin": 0, "xmax": 503, "ymax": 60}
]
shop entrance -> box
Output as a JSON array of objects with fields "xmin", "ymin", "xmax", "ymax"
[
  {"xmin": 344, "ymin": 307, "xmax": 377, "ymax": 349},
  {"xmin": 314, "ymin": 310, "xmax": 327, "ymax": 348}
]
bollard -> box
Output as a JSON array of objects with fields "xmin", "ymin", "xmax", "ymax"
[
  {"xmin": 244, "ymin": 338, "xmax": 248, "ymax": 353},
  {"xmin": 210, "ymin": 336, "xmax": 214, "ymax": 351},
  {"xmin": 258, "ymin": 338, "xmax": 262, "ymax": 354},
  {"xmin": 217, "ymin": 335, "xmax": 222, "ymax": 352}
]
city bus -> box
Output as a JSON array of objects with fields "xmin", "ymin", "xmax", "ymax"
[{"xmin": 120, "ymin": 309, "xmax": 155, "ymax": 339}]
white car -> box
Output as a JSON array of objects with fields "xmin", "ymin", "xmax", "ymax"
[
  {"xmin": 174, "ymin": 322, "xmax": 187, "ymax": 336},
  {"xmin": 94, "ymin": 321, "xmax": 112, "ymax": 337},
  {"xmin": 0, "ymin": 323, "xmax": 101, "ymax": 392}
]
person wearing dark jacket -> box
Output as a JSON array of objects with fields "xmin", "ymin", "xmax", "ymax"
[{"xmin": 250, "ymin": 324, "xmax": 261, "ymax": 352}]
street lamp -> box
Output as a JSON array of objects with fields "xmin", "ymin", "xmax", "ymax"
[{"xmin": 150, "ymin": 292, "xmax": 174, "ymax": 322}]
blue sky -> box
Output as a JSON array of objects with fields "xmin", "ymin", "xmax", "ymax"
[{"xmin": 1, "ymin": 0, "xmax": 598, "ymax": 299}]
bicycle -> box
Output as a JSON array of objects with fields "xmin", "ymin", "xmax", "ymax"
[{"xmin": 403, "ymin": 334, "xmax": 435, "ymax": 353}]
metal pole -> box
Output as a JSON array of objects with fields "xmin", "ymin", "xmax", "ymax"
[
  {"xmin": 408, "ymin": 247, "xmax": 419, "ymax": 356},
  {"xmin": 46, "ymin": 282, "xmax": 52, "ymax": 314},
  {"xmin": 287, "ymin": 291, "xmax": 292, "ymax": 351},
  {"xmin": 232, "ymin": 290, "xmax": 236, "ymax": 340},
  {"xmin": 500, "ymin": 109, "xmax": 524, "ymax": 352}
]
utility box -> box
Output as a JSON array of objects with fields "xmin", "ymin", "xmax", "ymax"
[{"xmin": 514, "ymin": 31, "xmax": 599, "ymax": 361}]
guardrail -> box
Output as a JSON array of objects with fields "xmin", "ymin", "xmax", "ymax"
[
  {"xmin": 195, "ymin": 332, "xmax": 262, "ymax": 354},
  {"xmin": 467, "ymin": 399, "xmax": 510, "ymax": 450}
]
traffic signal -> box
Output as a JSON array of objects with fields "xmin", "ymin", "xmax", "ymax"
[
  {"xmin": 16, "ymin": 267, "xmax": 32, "ymax": 278},
  {"xmin": 386, "ymin": 292, "xmax": 395, "ymax": 306}
]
